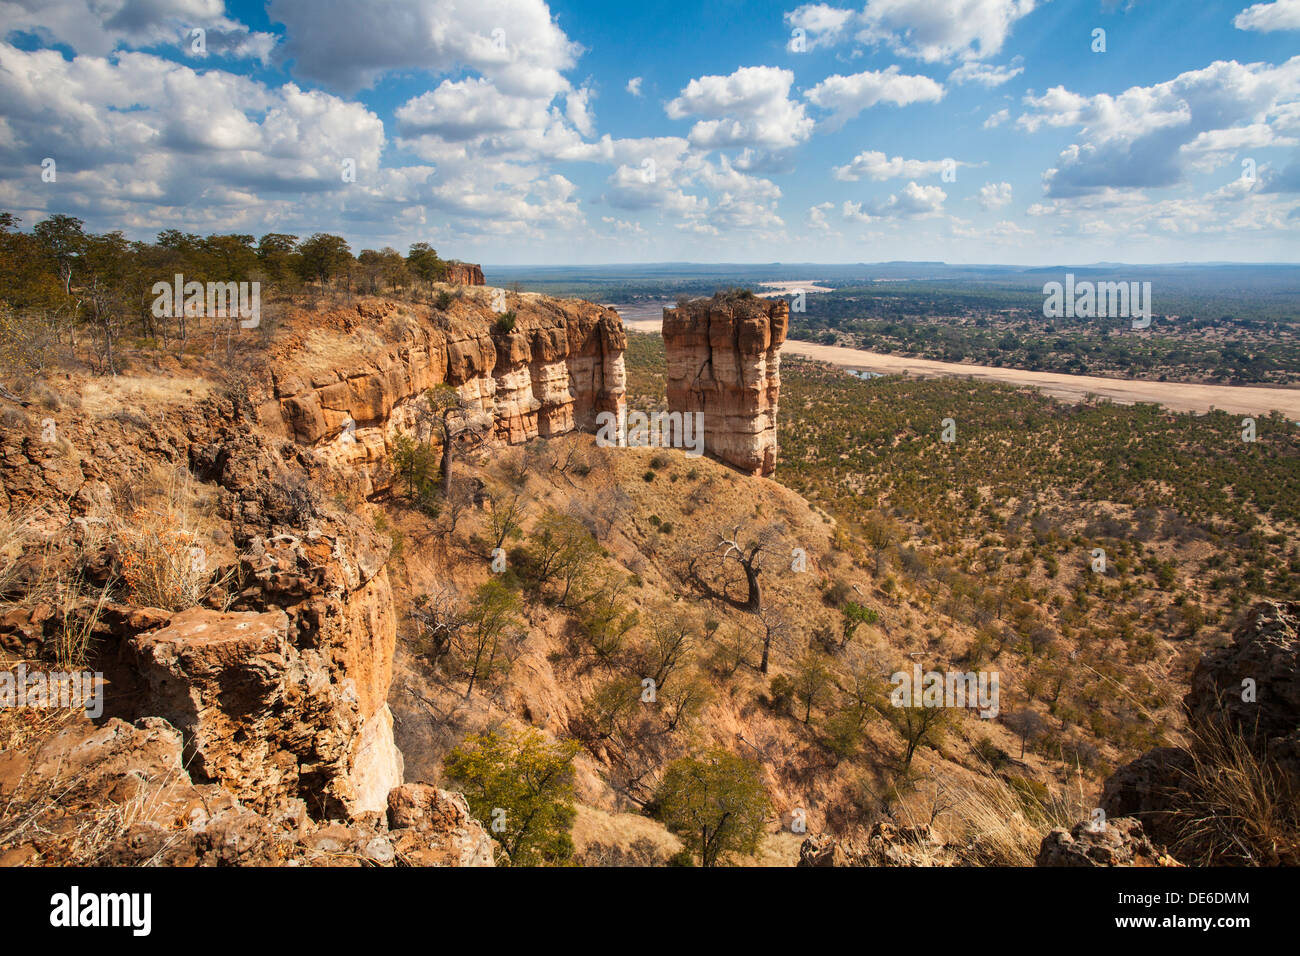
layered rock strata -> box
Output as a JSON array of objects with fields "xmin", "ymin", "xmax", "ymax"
[
  {"xmin": 443, "ymin": 261, "xmax": 485, "ymax": 285},
  {"xmin": 662, "ymin": 294, "xmax": 788, "ymax": 477},
  {"xmin": 260, "ymin": 297, "xmax": 627, "ymax": 496}
]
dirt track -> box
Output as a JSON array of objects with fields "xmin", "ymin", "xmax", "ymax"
[{"xmin": 623, "ymin": 319, "xmax": 1300, "ymax": 419}]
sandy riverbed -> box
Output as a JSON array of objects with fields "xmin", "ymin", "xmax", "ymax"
[{"xmin": 623, "ymin": 318, "xmax": 1300, "ymax": 419}]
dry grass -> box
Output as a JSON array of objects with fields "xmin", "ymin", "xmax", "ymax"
[
  {"xmin": 1170, "ymin": 720, "xmax": 1300, "ymax": 866},
  {"xmin": 77, "ymin": 374, "xmax": 214, "ymax": 420},
  {"xmin": 0, "ymin": 508, "xmax": 36, "ymax": 598},
  {"xmin": 114, "ymin": 470, "xmax": 230, "ymax": 612},
  {"xmin": 918, "ymin": 763, "xmax": 1087, "ymax": 866},
  {"xmin": 0, "ymin": 707, "xmax": 184, "ymax": 865}
]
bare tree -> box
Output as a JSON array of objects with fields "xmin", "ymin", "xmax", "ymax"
[
  {"xmin": 755, "ymin": 601, "xmax": 793, "ymax": 675},
  {"xmin": 688, "ymin": 521, "xmax": 787, "ymax": 612},
  {"xmin": 417, "ymin": 386, "xmax": 491, "ymax": 498},
  {"xmin": 409, "ymin": 584, "xmax": 468, "ymax": 669}
]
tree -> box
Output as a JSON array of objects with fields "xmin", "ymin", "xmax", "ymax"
[
  {"xmin": 296, "ymin": 232, "xmax": 351, "ymax": 284},
  {"xmin": 421, "ymin": 386, "xmax": 489, "ymax": 497},
  {"xmin": 880, "ymin": 700, "xmax": 951, "ymax": 771},
  {"xmin": 791, "ymin": 650, "xmax": 833, "ymax": 723},
  {"xmin": 256, "ymin": 232, "xmax": 300, "ymax": 286},
  {"xmin": 839, "ymin": 600, "xmax": 878, "ymax": 648},
  {"xmin": 408, "ymin": 584, "xmax": 468, "ymax": 668},
  {"xmin": 639, "ymin": 613, "xmax": 693, "ymax": 693},
  {"xmin": 33, "ymin": 214, "xmax": 85, "ymax": 296},
  {"xmin": 486, "ymin": 491, "xmax": 526, "ymax": 552},
  {"xmin": 655, "ymin": 749, "xmax": 771, "ymax": 867},
  {"xmin": 755, "ymin": 601, "xmax": 792, "ymax": 675},
  {"xmin": 443, "ymin": 728, "xmax": 580, "ymax": 866},
  {"xmin": 406, "ymin": 242, "xmax": 446, "ymax": 294},
  {"xmin": 523, "ymin": 509, "xmax": 600, "ymax": 604},
  {"xmin": 714, "ymin": 522, "xmax": 786, "ymax": 611},
  {"xmin": 453, "ymin": 579, "xmax": 522, "ymax": 698}
]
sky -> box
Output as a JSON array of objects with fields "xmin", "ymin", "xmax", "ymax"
[{"xmin": 1, "ymin": 0, "xmax": 1298, "ymax": 265}]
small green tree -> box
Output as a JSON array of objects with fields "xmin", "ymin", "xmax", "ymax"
[
  {"xmin": 655, "ymin": 749, "xmax": 771, "ymax": 866},
  {"xmin": 791, "ymin": 651, "xmax": 833, "ymax": 723},
  {"xmin": 840, "ymin": 601, "xmax": 878, "ymax": 648},
  {"xmin": 453, "ymin": 579, "xmax": 522, "ymax": 698},
  {"xmin": 444, "ymin": 728, "xmax": 580, "ymax": 866}
]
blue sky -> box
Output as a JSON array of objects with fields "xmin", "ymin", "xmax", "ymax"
[{"xmin": 1, "ymin": 0, "xmax": 1298, "ymax": 264}]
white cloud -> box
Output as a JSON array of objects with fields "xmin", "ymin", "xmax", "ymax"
[
  {"xmin": 984, "ymin": 108, "xmax": 1010, "ymax": 128},
  {"xmin": 804, "ymin": 66, "xmax": 944, "ymax": 128},
  {"xmin": 842, "ymin": 181, "xmax": 947, "ymax": 221},
  {"xmin": 0, "ymin": 0, "xmax": 276, "ymax": 62},
  {"xmin": 806, "ymin": 201, "xmax": 836, "ymax": 230},
  {"xmin": 1234, "ymin": 0, "xmax": 1300, "ymax": 32},
  {"xmin": 268, "ymin": 0, "xmax": 581, "ymax": 95},
  {"xmin": 785, "ymin": 3, "xmax": 855, "ymax": 50},
  {"xmin": 977, "ymin": 181, "xmax": 1013, "ymax": 209},
  {"xmin": 0, "ymin": 44, "xmax": 386, "ymax": 230},
  {"xmin": 666, "ymin": 66, "xmax": 813, "ymax": 150},
  {"xmin": 833, "ymin": 150, "xmax": 960, "ymax": 181},
  {"xmin": 1019, "ymin": 56, "xmax": 1300, "ymax": 197},
  {"xmin": 854, "ymin": 0, "xmax": 1041, "ymax": 63},
  {"xmin": 948, "ymin": 57, "xmax": 1024, "ymax": 86},
  {"xmin": 626, "ymin": 76, "xmax": 643, "ymax": 96}
]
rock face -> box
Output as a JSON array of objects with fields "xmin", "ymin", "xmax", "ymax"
[
  {"xmin": 261, "ymin": 296, "xmax": 627, "ymax": 497},
  {"xmin": 0, "ymin": 715, "xmax": 492, "ymax": 866},
  {"xmin": 443, "ymin": 261, "xmax": 485, "ymax": 285},
  {"xmin": 662, "ymin": 293, "xmax": 787, "ymax": 476}
]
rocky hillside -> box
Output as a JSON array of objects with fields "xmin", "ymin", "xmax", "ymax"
[{"xmin": 1, "ymin": 282, "xmax": 1294, "ymax": 867}]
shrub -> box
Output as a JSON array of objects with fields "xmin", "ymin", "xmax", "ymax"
[{"xmin": 444, "ymin": 728, "xmax": 580, "ymax": 866}]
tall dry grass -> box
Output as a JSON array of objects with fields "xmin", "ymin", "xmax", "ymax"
[{"xmin": 1170, "ymin": 719, "xmax": 1300, "ymax": 866}]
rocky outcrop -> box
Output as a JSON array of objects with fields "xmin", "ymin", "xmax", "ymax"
[
  {"xmin": 443, "ymin": 261, "xmax": 484, "ymax": 286},
  {"xmin": 1036, "ymin": 818, "xmax": 1178, "ymax": 867},
  {"xmin": 662, "ymin": 292, "xmax": 787, "ymax": 477},
  {"xmin": 797, "ymin": 822, "xmax": 986, "ymax": 867},
  {"xmin": 0, "ymin": 714, "xmax": 492, "ymax": 866},
  {"xmin": 261, "ymin": 296, "xmax": 626, "ymax": 497},
  {"xmin": 1046, "ymin": 600, "xmax": 1300, "ymax": 866}
]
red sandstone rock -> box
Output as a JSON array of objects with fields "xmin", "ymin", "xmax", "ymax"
[{"xmin": 662, "ymin": 293, "xmax": 788, "ymax": 477}]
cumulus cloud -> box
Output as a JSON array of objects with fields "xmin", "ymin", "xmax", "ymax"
[
  {"xmin": 268, "ymin": 0, "xmax": 580, "ymax": 95},
  {"xmin": 977, "ymin": 181, "xmax": 1013, "ymax": 208},
  {"xmin": 783, "ymin": 0, "xmax": 1040, "ymax": 63},
  {"xmin": 666, "ymin": 66, "xmax": 813, "ymax": 150},
  {"xmin": 0, "ymin": 43, "xmax": 385, "ymax": 232},
  {"xmin": 1019, "ymin": 56, "xmax": 1300, "ymax": 197},
  {"xmin": 948, "ymin": 57, "xmax": 1024, "ymax": 86},
  {"xmin": 784, "ymin": 3, "xmax": 855, "ymax": 50},
  {"xmin": 0, "ymin": 0, "xmax": 276, "ymax": 62},
  {"xmin": 832, "ymin": 150, "xmax": 960, "ymax": 181},
  {"xmin": 842, "ymin": 181, "xmax": 947, "ymax": 221},
  {"xmin": 984, "ymin": 108, "xmax": 1010, "ymax": 128},
  {"xmin": 804, "ymin": 65, "xmax": 944, "ymax": 128},
  {"xmin": 1234, "ymin": 0, "xmax": 1300, "ymax": 32},
  {"xmin": 626, "ymin": 76, "xmax": 642, "ymax": 96}
]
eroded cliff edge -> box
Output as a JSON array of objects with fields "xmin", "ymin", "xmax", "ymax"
[
  {"xmin": 662, "ymin": 292, "xmax": 787, "ymax": 477},
  {"xmin": 257, "ymin": 290, "xmax": 627, "ymax": 497},
  {"xmin": 0, "ymin": 283, "xmax": 629, "ymax": 864}
]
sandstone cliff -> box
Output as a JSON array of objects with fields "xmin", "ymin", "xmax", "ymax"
[
  {"xmin": 662, "ymin": 292, "xmax": 788, "ymax": 477},
  {"xmin": 258, "ymin": 291, "xmax": 627, "ymax": 498},
  {"xmin": 443, "ymin": 261, "xmax": 485, "ymax": 285}
]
